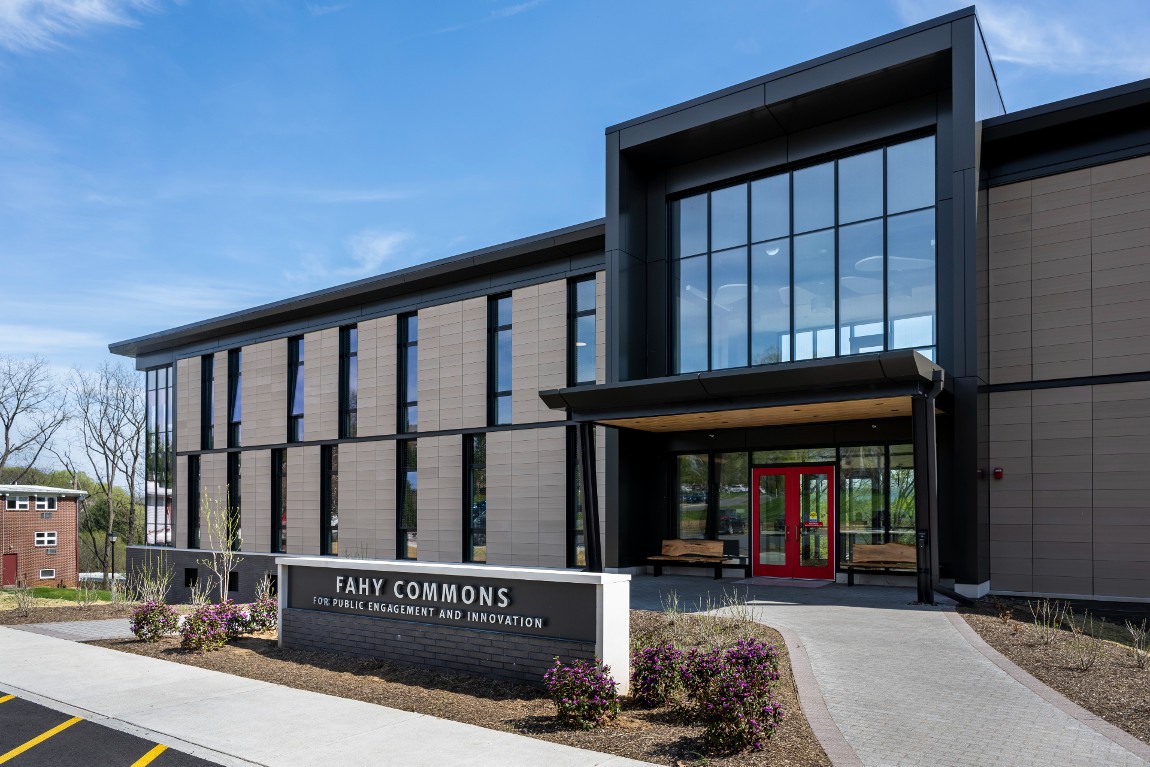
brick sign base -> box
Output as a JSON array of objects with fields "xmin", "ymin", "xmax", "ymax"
[{"xmin": 277, "ymin": 557, "xmax": 631, "ymax": 690}]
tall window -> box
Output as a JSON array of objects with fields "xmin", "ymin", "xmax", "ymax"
[
  {"xmin": 398, "ymin": 314, "xmax": 418, "ymax": 433},
  {"xmin": 271, "ymin": 448, "xmax": 287, "ymax": 554},
  {"xmin": 226, "ymin": 452, "xmax": 241, "ymax": 551},
  {"xmin": 200, "ymin": 355, "xmax": 214, "ymax": 449},
  {"xmin": 488, "ymin": 294, "xmax": 512, "ymax": 425},
  {"xmin": 339, "ymin": 325, "xmax": 358, "ymax": 438},
  {"xmin": 397, "ymin": 440, "xmax": 417, "ymax": 559},
  {"xmin": 464, "ymin": 434, "xmax": 487, "ymax": 563},
  {"xmin": 321, "ymin": 446, "xmax": 338, "ymax": 556},
  {"xmin": 567, "ymin": 427, "xmax": 586, "ymax": 568},
  {"xmin": 288, "ymin": 336, "xmax": 304, "ymax": 442},
  {"xmin": 568, "ymin": 278, "xmax": 596, "ymax": 386},
  {"xmin": 187, "ymin": 455, "xmax": 200, "ymax": 549},
  {"xmin": 145, "ymin": 365, "xmax": 173, "ymax": 546},
  {"xmin": 227, "ymin": 349, "xmax": 242, "ymax": 447},
  {"xmin": 671, "ymin": 135, "xmax": 936, "ymax": 372}
]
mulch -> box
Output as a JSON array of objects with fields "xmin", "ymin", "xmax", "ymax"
[
  {"xmin": 91, "ymin": 609, "xmax": 830, "ymax": 767},
  {"xmin": 959, "ymin": 601, "xmax": 1150, "ymax": 746},
  {"xmin": 0, "ymin": 603, "xmax": 134, "ymax": 626}
]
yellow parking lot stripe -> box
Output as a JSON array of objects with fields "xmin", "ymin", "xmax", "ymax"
[
  {"xmin": 130, "ymin": 744, "xmax": 168, "ymax": 767},
  {"xmin": 0, "ymin": 716, "xmax": 81, "ymax": 764},
  {"xmin": 0, "ymin": 695, "xmax": 13, "ymax": 704}
]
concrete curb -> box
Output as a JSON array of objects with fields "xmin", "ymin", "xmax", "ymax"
[
  {"xmin": 770, "ymin": 622, "xmax": 865, "ymax": 767},
  {"xmin": 945, "ymin": 609, "xmax": 1150, "ymax": 765}
]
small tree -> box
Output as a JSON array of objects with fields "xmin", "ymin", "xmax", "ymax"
[{"xmin": 198, "ymin": 486, "xmax": 243, "ymax": 602}]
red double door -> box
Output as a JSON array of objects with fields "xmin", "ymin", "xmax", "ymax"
[{"xmin": 751, "ymin": 466, "xmax": 835, "ymax": 579}]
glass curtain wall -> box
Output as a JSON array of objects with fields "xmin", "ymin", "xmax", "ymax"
[
  {"xmin": 672, "ymin": 136, "xmax": 936, "ymax": 372},
  {"xmin": 838, "ymin": 444, "xmax": 916, "ymax": 568},
  {"xmin": 144, "ymin": 366, "xmax": 173, "ymax": 545}
]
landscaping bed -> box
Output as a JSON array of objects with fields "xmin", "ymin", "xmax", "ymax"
[
  {"xmin": 959, "ymin": 599, "xmax": 1150, "ymax": 746},
  {"xmin": 0, "ymin": 593, "xmax": 130, "ymax": 626},
  {"xmin": 94, "ymin": 608, "xmax": 829, "ymax": 766}
]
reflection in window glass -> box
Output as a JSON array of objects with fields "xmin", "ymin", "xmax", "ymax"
[
  {"xmin": 718, "ymin": 453, "xmax": 749, "ymax": 558},
  {"xmin": 569, "ymin": 277, "xmax": 596, "ymax": 385},
  {"xmin": 673, "ymin": 194, "xmax": 708, "ymax": 258},
  {"xmin": 839, "ymin": 219, "xmax": 885, "ymax": 355},
  {"xmin": 793, "ymin": 230, "xmax": 836, "ymax": 359},
  {"xmin": 887, "ymin": 209, "xmax": 936, "ymax": 351},
  {"xmin": 751, "ymin": 174, "xmax": 789, "ymax": 243},
  {"xmin": 887, "ymin": 136, "xmax": 935, "ymax": 214},
  {"xmin": 838, "ymin": 149, "xmax": 883, "ymax": 224},
  {"xmin": 710, "ymin": 183, "xmax": 748, "ymax": 251},
  {"xmin": 465, "ymin": 434, "xmax": 486, "ymax": 563},
  {"xmin": 489, "ymin": 295, "xmax": 512, "ymax": 425},
  {"xmin": 400, "ymin": 315, "xmax": 418, "ymax": 433},
  {"xmin": 569, "ymin": 428, "xmax": 586, "ymax": 568},
  {"xmin": 751, "ymin": 240, "xmax": 790, "ymax": 364},
  {"xmin": 792, "ymin": 162, "xmax": 834, "ymax": 234},
  {"xmin": 676, "ymin": 255, "xmax": 709, "ymax": 373},
  {"xmin": 889, "ymin": 444, "xmax": 916, "ymax": 545},
  {"xmin": 676, "ymin": 454, "xmax": 709, "ymax": 539},
  {"xmin": 398, "ymin": 440, "xmax": 418, "ymax": 559},
  {"xmin": 711, "ymin": 247, "xmax": 748, "ymax": 369},
  {"xmin": 752, "ymin": 447, "xmax": 836, "ymax": 464},
  {"xmin": 838, "ymin": 446, "xmax": 885, "ymax": 566}
]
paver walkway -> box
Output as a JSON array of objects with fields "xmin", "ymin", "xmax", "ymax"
[
  {"xmin": 0, "ymin": 626, "xmax": 652, "ymax": 767},
  {"xmin": 11, "ymin": 618, "xmax": 134, "ymax": 641},
  {"xmin": 632, "ymin": 576, "xmax": 1150, "ymax": 767}
]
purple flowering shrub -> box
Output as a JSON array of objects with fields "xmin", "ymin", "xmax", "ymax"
[
  {"xmin": 690, "ymin": 639, "xmax": 782, "ymax": 752},
  {"xmin": 631, "ymin": 643, "xmax": 685, "ymax": 708},
  {"xmin": 214, "ymin": 599, "xmax": 251, "ymax": 639},
  {"xmin": 543, "ymin": 657, "xmax": 620, "ymax": 729},
  {"xmin": 180, "ymin": 601, "xmax": 250, "ymax": 651},
  {"xmin": 129, "ymin": 601, "xmax": 180, "ymax": 642},
  {"xmin": 247, "ymin": 595, "xmax": 278, "ymax": 633}
]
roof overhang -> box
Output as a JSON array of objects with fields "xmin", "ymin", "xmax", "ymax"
[{"xmin": 540, "ymin": 350, "xmax": 944, "ymax": 432}]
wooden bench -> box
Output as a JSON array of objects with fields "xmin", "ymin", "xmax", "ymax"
[
  {"xmin": 843, "ymin": 542, "xmax": 917, "ymax": 585},
  {"xmin": 648, "ymin": 539, "xmax": 750, "ymax": 580}
]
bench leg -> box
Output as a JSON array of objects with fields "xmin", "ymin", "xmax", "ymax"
[
  {"xmin": 654, "ymin": 564, "xmax": 663, "ymax": 577},
  {"xmin": 714, "ymin": 566, "xmax": 722, "ymax": 581},
  {"xmin": 847, "ymin": 568, "xmax": 854, "ymax": 586}
]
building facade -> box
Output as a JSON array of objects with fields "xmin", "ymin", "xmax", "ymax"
[
  {"xmin": 113, "ymin": 8, "xmax": 1150, "ymax": 603},
  {"xmin": 1, "ymin": 485, "xmax": 86, "ymax": 587}
]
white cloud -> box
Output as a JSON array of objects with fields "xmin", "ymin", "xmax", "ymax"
[
  {"xmin": 285, "ymin": 229, "xmax": 415, "ymax": 285},
  {"xmin": 894, "ymin": 0, "xmax": 1150, "ymax": 79},
  {"xmin": 0, "ymin": 324, "xmax": 107, "ymax": 356},
  {"xmin": 0, "ymin": 0, "xmax": 160, "ymax": 52},
  {"xmin": 306, "ymin": 2, "xmax": 349, "ymax": 18},
  {"xmin": 491, "ymin": 1, "xmax": 543, "ymax": 19}
]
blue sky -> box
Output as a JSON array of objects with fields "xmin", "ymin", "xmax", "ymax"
[{"xmin": 2, "ymin": 0, "xmax": 1150, "ymax": 373}]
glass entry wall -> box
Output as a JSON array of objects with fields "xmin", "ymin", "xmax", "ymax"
[{"xmin": 672, "ymin": 443, "xmax": 913, "ymax": 577}]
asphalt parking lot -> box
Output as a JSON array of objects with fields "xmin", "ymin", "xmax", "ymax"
[{"xmin": 0, "ymin": 692, "xmax": 218, "ymax": 766}]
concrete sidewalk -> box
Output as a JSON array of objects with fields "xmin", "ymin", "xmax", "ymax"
[{"xmin": 0, "ymin": 626, "xmax": 652, "ymax": 767}]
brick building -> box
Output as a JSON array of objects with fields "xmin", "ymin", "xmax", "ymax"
[{"xmin": 1, "ymin": 485, "xmax": 86, "ymax": 587}]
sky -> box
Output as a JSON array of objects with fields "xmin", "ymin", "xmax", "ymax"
[{"xmin": 2, "ymin": 0, "xmax": 1150, "ymax": 376}]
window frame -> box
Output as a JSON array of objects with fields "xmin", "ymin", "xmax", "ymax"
[
  {"xmin": 397, "ymin": 439, "xmax": 417, "ymax": 560},
  {"xmin": 339, "ymin": 325, "xmax": 358, "ymax": 439},
  {"xmin": 463, "ymin": 433, "xmax": 486, "ymax": 563},
  {"xmin": 39, "ymin": 569, "xmax": 56, "ymax": 580},
  {"xmin": 320, "ymin": 445, "xmax": 338, "ymax": 556},
  {"xmin": 34, "ymin": 497, "xmax": 56, "ymax": 511},
  {"xmin": 287, "ymin": 336, "xmax": 305, "ymax": 442},
  {"xmin": 488, "ymin": 294, "xmax": 513, "ymax": 426},
  {"xmin": 201, "ymin": 354, "xmax": 214, "ymax": 450},
  {"xmin": 34, "ymin": 531, "xmax": 57, "ymax": 547},
  {"xmin": 271, "ymin": 448, "xmax": 287, "ymax": 554},
  {"xmin": 398, "ymin": 313, "xmax": 418, "ymax": 434},
  {"xmin": 568, "ymin": 277, "xmax": 597, "ymax": 387},
  {"xmin": 227, "ymin": 349, "xmax": 242, "ymax": 447},
  {"xmin": 6, "ymin": 496, "xmax": 28, "ymax": 511}
]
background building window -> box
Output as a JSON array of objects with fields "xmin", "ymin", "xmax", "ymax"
[
  {"xmin": 226, "ymin": 452, "xmax": 241, "ymax": 551},
  {"xmin": 201, "ymin": 355, "xmax": 214, "ymax": 449},
  {"xmin": 340, "ymin": 325, "xmax": 358, "ymax": 438},
  {"xmin": 187, "ymin": 455, "xmax": 200, "ymax": 549},
  {"xmin": 488, "ymin": 294, "xmax": 512, "ymax": 425},
  {"xmin": 34, "ymin": 531, "xmax": 57, "ymax": 547},
  {"xmin": 6, "ymin": 496, "xmax": 28, "ymax": 511},
  {"xmin": 288, "ymin": 336, "xmax": 304, "ymax": 442},
  {"xmin": 568, "ymin": 277, "xmax": 596, "ymax": 386},
  {"xmin": 34, "ymin": 497, "xmax": 56, "ymax": 511},
  {"xmin": 464, "ymin": 434, "xmax": 486, "ymax": 563},
  {"xmin": 397, "ymin": 440, "xmax": 417, "ymax": 559},
  {"xmin": 39, "ymin": 569, "xmax": 55, "ymax": 580},
  {"xmin": 671, "ymin": 135, "xmax": 936, "ymax": 372},
  {"xmin": 271, "ymin": 448, "xmax": 287, "ymax": 554},
  {"xmin": 321, "ymin": 445, "xmax": 338, "ymax": 556},
  {"xmin": 228, "ymin": 350, "xmax": 242, "ymax": 447},
  {"xmin": 146, "ymin": 365, "xmax": 173, "ymax": 545},
  {"xmin": 398, "ymin": 314, "xmax": 418, "ymax": 433}
]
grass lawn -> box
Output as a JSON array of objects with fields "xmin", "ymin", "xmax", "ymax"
[{"xmin": 31, "ymin": 586, "xmax": 113, "ymax": 602}]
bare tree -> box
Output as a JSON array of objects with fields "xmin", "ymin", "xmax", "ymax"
[
  {"xmin": 0, "ymin": 355, "xmax": 68, "ymax": 482},
  {"xmin": 198, "ymin": 486, "xmax": 243, "ymax": 602},
  {"xmin": 72, "ymin": 363, "xmax": 145, "ymax": 588}
]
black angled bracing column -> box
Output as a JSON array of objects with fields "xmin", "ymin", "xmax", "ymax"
[
  {"xmin": 912, "ymin": 369, "xmax": 944, "ymax": 604},
  {"xmin": 578, "ymin": 422, "xmax": 604, "ymax": 573}
]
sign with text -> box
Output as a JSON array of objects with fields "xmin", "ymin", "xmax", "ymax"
[{"xmin": 288, "ymin": 564, "xmax": 597, "ymax": 642}]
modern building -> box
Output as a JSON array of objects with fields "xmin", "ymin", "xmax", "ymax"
[
  {"xmin": 113, "ymin": 7, "xmax": 1150, "ymax": 603},
  {"xmin": 1, "ymin": 485, "xmax": 87, "ymax": 587}
]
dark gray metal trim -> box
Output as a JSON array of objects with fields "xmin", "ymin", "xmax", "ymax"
[
  {"xmin": 981, "ymin": 370, "xmax": 1150, "ymax": 394},
  {"xmin": 110, "ymin": 219, "xmax": 605, "ymax": 361}
]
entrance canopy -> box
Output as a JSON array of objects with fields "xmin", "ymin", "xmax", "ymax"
[{"xmin": 539, "ymin": 350, "xmax": 944, "ymax": 431}]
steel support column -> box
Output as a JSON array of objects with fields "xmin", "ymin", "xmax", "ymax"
[{"xmin": 911, "ymin": 370, "xmax": 944, "ymax": 604}]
